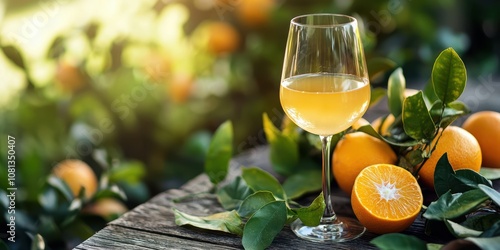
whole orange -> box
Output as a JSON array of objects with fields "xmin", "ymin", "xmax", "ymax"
[
  {"xmin": 236, "ymin": 0, "xmax": 276, "ymax": 27},
  {"xmin": 53, "ymin": 159, "xmax": 98, "ymax": 199},
  {"xmin": 168, "ymin": 73, "xmax": 193, "ymax": 104},
  {"xmin": 418, "ymin": 126, "xmax": 482, "ymax": 188},
  {"xmin": 55, "ymin": 60, "xmax": 86, "ymax": 93},
  {"xmin": 352, "ymin": 164, "xmax": 423, "ymax": 234},
  {"xmin": 206, "ymin": 22, "xmax": 240, "ymax": 55},
  {"xmin": 84, "ymin": 198, "xmax": 128, "ymax": 220},
  {"xmin": 333, "ymin": 132, "xmax": 397, "ymax": 194},
  {"xmin": 462, "ymin": 111, "xmax": 500, "ymax": 168}
]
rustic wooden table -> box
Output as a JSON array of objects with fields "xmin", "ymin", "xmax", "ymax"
[{"xmin": 75, "ymin": 144, "xmax": 468, "ymax": 250}]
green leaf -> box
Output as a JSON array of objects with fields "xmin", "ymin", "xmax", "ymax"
[
  {"xmin": 445, "ymin": 220, "xmax": 482, "ymax": 238},
  {"xmin": 216, "ymin": 176, "xmax": 253, "ymax": 210},
  {"xmin": 387, "ymin": 68, "xmax": 406, "ymax": 117},
  {"xmin": 454, "ymin": 169, "xmax": 493, "ymax": 189},
  {"xmin": 173, "ymin": 209, "xmax": 244, "ymax": 236},
  {"xmin": 47, "ymin": 175, "xmax": 74, "ymax": 201},
  {"xmin": 445, "ymin": 101, "xmax": 470, "ymax": 115},
  {"xmin": 480, "ymin": 168, "xmax": 500, "ymax": 180},
  {"xmin": 423, "ymin": 190, "xmax": 489, "ymax": 220},
  {"xmin": 286, "ymin": 208, "xmax": 299, "ymax": 225},
  {"xmin": 47, "ymin": 36, "xmax": 65, "ymax": 59},
  {"xmin": 14, "ymin": 210, "xmax": 37, "ymax": 231},
  {"xmin": 462, "ymin": 214, "xmax": 500, "ymax": 232},
  {"xmin": 478, "ymin": 184, "xmax": 500, "ymax": 207},
  {"xmin": 238, "ymin": 191, "xmax": 276, "ymax": 218},
  {"xmin": 242, "ymin": 167, "xmax": 285, "ymax": 199},
  {"xmin": 36, "ymin": 218, "xmax": 57, "ymax": 236},
  {"xmin": 370, "ymin": 233, "xmax": 427, "ymax": 250},
  {"xmin": 65, "ymin": 219, "xmax": 95, "ymax": 240},
  {"xmin": 370, "ymin": 87, "xmax": 387, "ymax": 108},
  {"xmin": 402, "ymin": 91, "xmax": 436, "ymax": 140},
  {"xmin": 465, "ymin": 236, "xmax": 500, "ymax": 250},
  {"xmin": 429, "ymin": 101, "xmax": 470, "ymax": 129},
  {"xmin": 282, "ymin": 170, "xmax": 322, "ymax": 199},
  {"xmin": 38, "ymin": 187, "xmax": 58, "ymax": 213},
  {"xmin": 306, "ymin": 132, "xmax": 322, "ymax": 150},
  {"xmin": 108, "ymin": 161, "xmax": 146, "ymax": 184},
  {"xmin": 263, "ymin": 113, "xmax": 299, "ymax": 176},
  {"xmin": 205, "ymin": 121, "xmax": 233, "ymax": 185},
  {"xmin": 432, "ymin": 47, "xmax": 467, "ymax": 104},
  {"xmin": 292, "ymin": 192, "xmax": 325, "ymax": 226},
  {"xmin": 427, "ymin": 243, "xmax": 444, "ymax": 250},
  {"xmin": 433, "ymin": 154, "xmax": 492, "ymax": 196},
  {"xmin": 281, "ymin": 116, "xmax": 300, "ymax": 141},
  {"xmin": 367, "ymin": 57, "xmax": 396, "ymax": 82},
  {"xmin": 93, "ymin": 185, "xmax": 127, "ymax": 201},
  {"xmin": 402, "ymin": 148, "xmax": 424, "ymax": 169},
  {"xmin": 481, "ymin": 221, "xmax": 500, "ymax": 237},
  {"xmin": 383, "ymin": 115, "xmax": 411, "ymax": 142},
  {"xmin": 434, "ymin": 153, "xmax": 456, "ymax": 197},
  {"xmin": 1, "ymin": 45, "xmax": 25, "ymax": 69},
  {"xmin": 242, "ymin": 201, "xmax": 287, "ymax": 250},
  {"xmin": 30, "ymin": 234, "xmax": 46, "ymax": 250},
  {"xmin": 357, "ymin": 124, "xmax": 419, "ymax": 147},
  {"xmin": 182, "ymin": 131, "xmax": 212, "ymax": 158},
  {"xmin": 422, "ymin": 81, "xmax": 439, "ymax": 108},
  {"xmin": 118, "ymin": 181, "xmax": 149, "ymax": 204}
]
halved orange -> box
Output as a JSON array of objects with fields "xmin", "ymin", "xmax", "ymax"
[{"xmin": 351, "ymin": 164, "xmax": 423, "ymax": 234}]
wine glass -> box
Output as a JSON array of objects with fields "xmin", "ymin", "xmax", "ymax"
[{"xmin": 280, "ymin": 14, "xmax": 370, "ymax": 242}]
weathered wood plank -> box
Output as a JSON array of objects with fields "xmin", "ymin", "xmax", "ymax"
[
  {"xmin": 109, "ymin": 200, "xmax": 243, "ymax": 248},
  {"xmin": 75, "ymin": 225, "xmax": 240, "ymax": 249}
]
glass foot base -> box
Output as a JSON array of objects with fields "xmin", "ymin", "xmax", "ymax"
[{"xmin": 291, "ymin": 216, "xmax": 366, "ymax": 242}]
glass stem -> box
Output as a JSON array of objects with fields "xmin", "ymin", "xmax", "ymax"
[{"xmin": 320, "ymin": 135, "xmax": 336, "ymax": 222}]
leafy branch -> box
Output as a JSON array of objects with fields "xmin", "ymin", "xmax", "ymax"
[{"xmin": 357, "ymin": 48, "xmax": 470, "ymax": 176}]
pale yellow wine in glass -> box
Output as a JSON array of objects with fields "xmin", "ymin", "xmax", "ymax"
[
  {"xmin": 280, "ymin": 14, "xmax": 370, "ymax": 242},
  {"xmin": 281, "ymin": 74, "xmax": 370, "ymax": 135}
]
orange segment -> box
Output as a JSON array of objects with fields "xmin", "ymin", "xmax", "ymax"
[{"xmin": 351, "ymin": 164, "xmax": 423, "ymax": 234}]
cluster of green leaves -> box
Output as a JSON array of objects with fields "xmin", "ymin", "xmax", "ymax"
[
  {"xmin": 0, "ymin": 153, "xmax": 146, "ymax": 250},
  {"xmin": 362, "ymin": 48, "xmax": 500, "ymax": 250},
  {"xmin": 173, "ymin": 121, "xmax": 325, "ymax": 250},
  {"xmin": 371, "ymin": 154, "xmax": 500, "ymax": 250},
  {"xmin": 357, "ymin": 47, "xmax": 470, "ymax": 175}
]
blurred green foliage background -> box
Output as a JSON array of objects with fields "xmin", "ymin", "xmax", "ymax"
[{"xmin": 0, "ymin": 0, "xmax": 498, "ymax": 249}]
